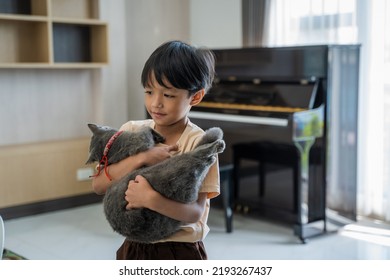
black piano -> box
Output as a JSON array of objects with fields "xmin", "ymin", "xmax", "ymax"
[{"xmin": 190, "ymin": 45, "xmax": 360, "ymax": 242}]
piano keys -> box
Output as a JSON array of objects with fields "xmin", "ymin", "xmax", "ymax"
[{"xmin": 191, "ymin": 78, "xmax": 321, "ymax": 126}]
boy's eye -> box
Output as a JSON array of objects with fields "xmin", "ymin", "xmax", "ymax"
[
  {"xmin": 164, "ymin": 93, "xmax": 175, "ymax": 98},
  {"xmin": 145, "ymin": 91, "xmax": 152, "ymax": 95}
]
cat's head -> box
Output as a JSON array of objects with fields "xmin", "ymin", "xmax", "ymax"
[
  {"xmin": 86, "ymin": 123, "xmax": 118, "ymax": 164},
  {"xmin": 87, "ymin": 123, "xmax": 117, "ymax": 135}
]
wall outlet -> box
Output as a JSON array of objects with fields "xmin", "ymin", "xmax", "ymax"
[{"xmin": 76, "ymin": 167, "xmax": 94, "ymax": 181}]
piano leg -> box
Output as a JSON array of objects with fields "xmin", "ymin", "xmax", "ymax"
[
  {"xmin": 220, "ymin": 164, "xmax": 234, "ymax": 233},
  {"xmin": 294, "ymin": 138, "xmax": 326, "ymax": 243}
]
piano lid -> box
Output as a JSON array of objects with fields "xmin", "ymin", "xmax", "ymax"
[{"xmin": 212, "ymin": 45, "xmax": 329, "ymax": 81}]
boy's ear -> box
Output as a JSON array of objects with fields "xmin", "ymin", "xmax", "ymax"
[{"xmin": 190, "ymin": 89, "xmax": 205, "ymax": 106}]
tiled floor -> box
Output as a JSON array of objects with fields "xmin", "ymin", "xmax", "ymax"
[{"xmin": 2, "ymin": 203, "xmax": 390, "ymax": 260}]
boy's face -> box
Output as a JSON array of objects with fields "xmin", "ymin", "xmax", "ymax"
[{"xmin": 144, "ymin": 73, "xmax": 195, "ymax": 127}]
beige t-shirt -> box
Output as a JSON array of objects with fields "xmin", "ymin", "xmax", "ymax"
[{"xmin": 119, "ymin": 119, "xmax": 220, "ymax": 243}]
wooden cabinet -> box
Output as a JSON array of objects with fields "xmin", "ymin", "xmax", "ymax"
[{"xmin": 0, "ymin": 0, "xmax": 108, "ymax": 68}]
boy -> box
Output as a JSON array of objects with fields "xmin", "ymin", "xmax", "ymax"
[{"xmin": 92, "ymin": 40, "xmax": 219, "ymax": 259}]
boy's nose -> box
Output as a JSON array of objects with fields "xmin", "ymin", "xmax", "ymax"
[{"xmin": 152, "ymin": 95, "xmax": 163, "ymax": 108}]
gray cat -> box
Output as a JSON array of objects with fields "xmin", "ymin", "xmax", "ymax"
[{"xmin": 86, "ymin": 123, "xmax": 225, "ymax": 243}]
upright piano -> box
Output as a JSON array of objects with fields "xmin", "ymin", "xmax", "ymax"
[{"xmin": 190, "ymin": 45, "xmax": 360, "ymax": 242}]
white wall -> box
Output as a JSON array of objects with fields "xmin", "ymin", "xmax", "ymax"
[
  {"xmin": 98, "ymin": 0, "xmax": 129, "ymax": 127},
  {"xmin": 124, "ymin": 0, "xmax": 190, "ymax": 121},
  {"xmin": 190, "ymin": 0, "xmax": 242, "ymax": 48},
  {"xmin": 0, "ymin": 69, "xmax": 97, "ymax": 145}
]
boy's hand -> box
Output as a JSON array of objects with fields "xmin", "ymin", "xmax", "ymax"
[
  {"xmin": 125, "ymin": 175, "xmax": 155, "ymax": 209},
  {"xmin": 142, "ymin": 144, "xmax": 178, "ymax": 166}
]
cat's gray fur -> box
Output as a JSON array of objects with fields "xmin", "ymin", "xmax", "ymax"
[{"xmin": 86, "ymin": 123, "xmax": 225, "ymax": 243}]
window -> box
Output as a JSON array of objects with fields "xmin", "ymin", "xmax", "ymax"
[{"xmin": 256, "ymin": 0, "xmax": 390, "ymax": 222}]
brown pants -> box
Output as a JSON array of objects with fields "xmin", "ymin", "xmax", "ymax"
[{"xmin": 116, "ymin": 239, "xmax": 208, "ymax": 260}]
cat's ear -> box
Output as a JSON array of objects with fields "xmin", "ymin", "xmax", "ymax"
[
  {"xmin": 88, "ymin": 123, "xmax": 99, "ymax": 133},
  {"xmin": 85, "ymin": 154, "xmax": 95, "ymax": 164}
]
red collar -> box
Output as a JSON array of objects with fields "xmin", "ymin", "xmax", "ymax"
[{"xmin": 91, "ymin": 130, "xmax": 124, "ymax": 181}]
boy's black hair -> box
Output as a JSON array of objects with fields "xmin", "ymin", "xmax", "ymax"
[{"xmin": 141, "ymin": 40, "xmax": 215, "ymax": 95}]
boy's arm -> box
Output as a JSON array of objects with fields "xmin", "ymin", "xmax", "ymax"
[
  {"xmin": 91, "ymin": 154, "xmax": 145, "ymax": 195},
  {"xmin": 92, "ymin": 145, "xmax": 177, "ymax": 195},
  {"xmin": 125, "ymin": 175, "xmax": 207, "ymax": 223}
]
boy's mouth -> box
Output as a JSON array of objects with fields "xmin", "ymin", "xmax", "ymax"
[{"xmin": 151, "ymin": 112, "xmax": 166, "ymax": 119}]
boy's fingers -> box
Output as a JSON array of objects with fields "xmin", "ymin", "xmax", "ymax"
[{"xmin": 169, "ymin": 144, "xmax": 179, "ymax": 152}]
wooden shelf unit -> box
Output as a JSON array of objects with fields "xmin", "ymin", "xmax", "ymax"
[{"xmin": 0, "ymin": 0, "xmax": 108, "ymax": 68}]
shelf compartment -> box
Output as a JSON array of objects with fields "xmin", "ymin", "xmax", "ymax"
[
  {"xmin": 52, "ymin": 22, "xmax": 108, "ymax": 64},
  {"xmin": 0, "ymin": 0, "xmax": 47, "ymax": 16},
  {"xmin": 50, "ymin": 0, "xmax": 99, "ymax": 19},
  {"xmin": 0, "ymin": 18, "xmax": 49, "ymax": 63},
  {"xmin": 0, "ymin": 0, "xmax": 108, "ymax": 68}
]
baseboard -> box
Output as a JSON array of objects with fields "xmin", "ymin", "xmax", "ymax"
[{"xmin": 0, "ymin": 193, "xmax": 103, "ymax": 220}]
